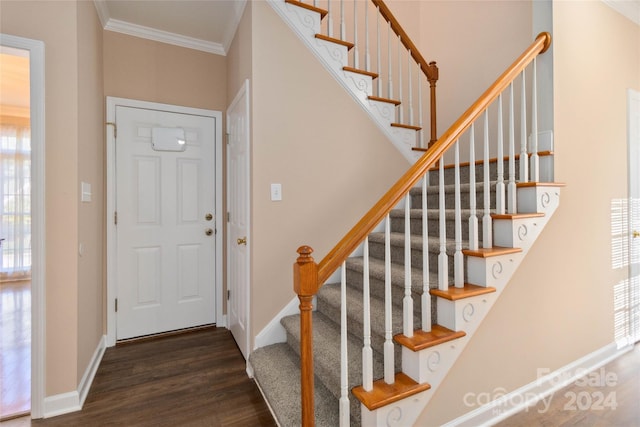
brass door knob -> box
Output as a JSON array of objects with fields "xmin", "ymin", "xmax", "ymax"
[
  {"xmin": 205, "ymin": 213, "xmax": 213, "ymax": 221},
  {"xmin": 205, "ymin": 228, "xmax": 213, "ymax": 236},
  {"xmin": 237, "ymin": 237, "xmax": 247, "ymax": 245},
  {"xmin": 634, "ymin": 230, "xmax": 640, "ymax": 238}
]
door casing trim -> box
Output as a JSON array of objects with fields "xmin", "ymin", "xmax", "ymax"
[{"xmin": 105, "ymin": 97, "xmax": 224, "ymax": 346}]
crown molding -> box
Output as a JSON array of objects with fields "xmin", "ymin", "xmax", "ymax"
[
  {"xmin": 92, "ymin": 0, "xmax": 227, "ymax": 56},
  {"xmin": 104, "ymin": 19, "xmax": 226, "ymax": 56},
  {"xmin": 602, "ymin": 0, "xmax": 640, "ymax": 26}
]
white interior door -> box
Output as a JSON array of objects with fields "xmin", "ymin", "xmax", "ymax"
[
  {"xmin": 628, "ymin": 89, "xmax": 640, "ymax": 344},
  {"xmin": 115, "ymin": 106, "xmax": 216, "ymax": 340},
  {"xmin": 227, "ymin": 80, "xmax": 251, "ymax": 359}
]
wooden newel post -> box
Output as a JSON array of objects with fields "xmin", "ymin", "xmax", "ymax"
[
  {"xmin": 427, "ymin": 61, "xmax": 439, "ymax": 148},
  {"xmin": 294, "ymin": 245, "xmax": 319, "ymax": 427}
]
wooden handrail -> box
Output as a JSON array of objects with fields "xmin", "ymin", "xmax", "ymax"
[
  {"xmin": 370, "ymin": 0, "xmax": 439, "ymax": 145},
  {"xmin": 371, "ymin": 0, "xmax": 437, "ymax": 80},
  {"xmin": 316, "ymin": 31, "xmax": 551, "ymax": 284}
]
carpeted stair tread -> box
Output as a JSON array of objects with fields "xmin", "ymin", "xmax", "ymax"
[
  {"xmin": 411, "ymin": 181, "xmax": 497, "ymax": 195},
  {"xmin": 368, "ymin": 232, "xmax": 459, "ymax": 253},
  {"xmin": 281, "ymin": 312, "xmax": 385, "ymax": 403},
  {"xmin": 317, "ymin": 281, "xmax": 423, "ymax": 348},
  {"xmin": 250, "ymin": 343, "xmax": 339, "ymax": 427},
  {"xmin": 390, "ymin": 208, "xmax": 476, "ymax": 220},
  {"xmin": 346, "ymin": 256, "xmax": 440, "ymax": 294}
]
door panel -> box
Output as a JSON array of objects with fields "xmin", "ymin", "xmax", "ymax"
[
  {"xmin": 116, "ymin": 106, "xmax": 216, "ymax": 340},
  {"xmin": 228, "ymin": 81, "xmax": 251, "ymax": 359}
]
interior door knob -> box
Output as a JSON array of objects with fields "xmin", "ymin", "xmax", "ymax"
[
  {"xmin": 205, "ymin": 213, "xmax": 213, "ymax": 221},
  {"xmin": 634, "ymin": 230, "xmax": 640, "ymax": 238},
  {"xmin": 237, "ymin": 237, "xmax": 247, "ymax": 245},
  {"xmin": 205, "ymin": 228, "xmax": 213, "ymax": 236}
]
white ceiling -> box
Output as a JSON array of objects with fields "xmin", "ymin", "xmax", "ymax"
[{"xmin": 93, "ymin": 0, "xmax": 247, "ymax": 55}]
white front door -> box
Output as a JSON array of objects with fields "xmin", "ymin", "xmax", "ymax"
[
  {"xmin": 227, "ymin": 81, "xmax": 251, "ymax": 359},
  {"xmin": 115, "ymin": 105, "xmax": 216, "ymax": 340}
]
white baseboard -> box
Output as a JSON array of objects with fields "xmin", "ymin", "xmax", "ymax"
[
  {"xmin": 254, "ymin": 297, "xmax": 300, "ymax": 349},
  {"xmin": 43, "ymin": 391, "xmax": 81, "ymax": 418},
  {"xmin": 443, "ymin": 341, "xmax": 633, "ymax": 427},
  {"xmin": 43, "ymin": 334, "xmax": 107, "ymax": 418}
]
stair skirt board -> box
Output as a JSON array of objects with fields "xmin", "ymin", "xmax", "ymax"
[{"xmin": 267, "ymin": 0, "xmax": 423, "ymax": 164}]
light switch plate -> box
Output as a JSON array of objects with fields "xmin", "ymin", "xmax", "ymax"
[
  {"xmin": 81, "ymin": 181, "xmax": 92, "ymax": 202},
  {"xmin": 270, "ymin": 183, "xmax": 282, "ymax": 201}
]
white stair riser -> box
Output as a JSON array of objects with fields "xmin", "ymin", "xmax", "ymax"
[
  {"xmin": 314, "ymin": 38, "xmax": 349, "ymax": 68},
  {"xmin": 360, "ymin": 389, "xmax": 431, "ymax": 427},
  {"xmin": 402, "ymin": 336, "xmax": 468, "ymax": 385},
  {"xmin": 517, "ymin": 186, "xmax": 561, "ymax": 214},
  {"xmin": 493, "ymin": 217, "xmax": 544, "ymax": 250},
  {"xmin": 283, "ymin": 1, "xmax": 321, "ymax": 35},
  {"xmin": 466, "ymin": 252, "xmax": 523, "ymax": 288},
  {"xmin": 436, "ymin": 292, "xmax": 497, "ymax": 332}
]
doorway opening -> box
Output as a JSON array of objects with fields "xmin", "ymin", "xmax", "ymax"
[
  {"xmin": 0, "ymin": 34, "xmax": 45, "ymax": 421},
  {"xmin": 0, "ymin": 44, "xmax": 31, "ymax": 422}
]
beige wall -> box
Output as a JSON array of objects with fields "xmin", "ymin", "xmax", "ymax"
[
  {"xmin": 419, "ymin": 1, "xmax": 533, "ymax": 135},
  {"xmin": 76, "ymin": 0, "xmax": 105, "ymax": 382},
  {"xmin": 417, "ymin": 2, "xmax": 639, "ymax": 424},
  {"xmin": 103, "ymin": 32, "xmax": 227, "ymax": 111},
  {"xmin": 248, "ymin": 1, "xmax": 409, "ymax": 340},
  {"xmin": 226, "ymin": 2, "xmax": 252, "ymax": 104},
  {"xmin": 1, "ymin": 0, "xmax": 84, "ymax": 395}
]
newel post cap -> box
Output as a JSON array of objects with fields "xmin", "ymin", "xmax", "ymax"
[{"xmin": 294, "ymin": 246, "xmax": 319, "ymax": 297}]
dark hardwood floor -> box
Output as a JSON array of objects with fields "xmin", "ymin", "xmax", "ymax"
[
  {"xmin": 497, "ymin": 343, "xmax": 640, "ymax": 426},
  {"xmin": 21, "ymin": 328, "xmax": 276, "ymax": 426},
  {"xmin": 2, "ymin": 324, "xmax": 638, "ymax": 426}
]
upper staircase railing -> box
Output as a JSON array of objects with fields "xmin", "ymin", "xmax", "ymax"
[
  {"xmin": 293, "ymin": 2, "xmax": 552, "ymax": 421},
  {"xmin": 288, "ymin": 0, "xmax": 440, "ymax": 148}
]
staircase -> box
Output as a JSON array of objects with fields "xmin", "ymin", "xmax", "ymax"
[
  {"xmin": 250, "ymin": 1, "xmax": 560, "ymax": 425},
  {"xmin": 251, "ymin": 161, "xmax": 561, "ymax": 426}
]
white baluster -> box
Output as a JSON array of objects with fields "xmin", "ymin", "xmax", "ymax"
[
  {"xmin": 340, "ymin": 260, "xmax": 350, "ymax": 426},
  {"xmin": 469, "ymin": 124, "xmax": 479, "ymax": 251},
  {"xmin": 340, "ymin": 0, "xmax": 346, "ymax": 42},
  {"xmin": 508, "ymin": 82, "xmax": 517, "ymax": 213},
  {"xmin": 353, "ymin": 0, "xmax": 359, "ymax": 69},
  {"xmin": 387, "ymin": 21, "xmax": 393, "ymax": 99},
  {"xmin": 364, "ymin": 0, "xmax": 371, "ymax": 72},
  {"xmin": 483, "ymin": 111, "xmax": 493, "ymax": 248},
  {"xmin": 362, "ymin": 236, "xmax": 373, "ymax": 391},
  {"xmin": 418, "ymin": 66, "xmax": 424, "ymax": 148},
  {"xmin": 384, "ymin": 214, "xmax": 394, "ymax": 384},
  {"xmin": 408, "ymin": 50, "xmax": 414, "ymax": 126},
  {"xmin": 327, "ymin": 0, "xmax": 333, "ymax": 38},
  {"xmin": 376, "ymin": 5, "xmax": 382, "ymax": 96},
  {"xmin": 530, "ymin": 57, "xmax": 539, "ymax": 182},
  {"xmin": 398, "ymin": 36, "xmax": 404, "ymax": 123},
  {"xmin": 438, "ymin": 158, "xmax": 448, "ymax": 291},
  {"xmin": 520, "ymin": 69, "xmax": 528, "ymax": 183},
  {"xmin": 422, "ymin": 173, "xmax": 431, "ymax": 331},
  {"xmin": 496, "ymin": 93, "xmax": 505, "ymax": 215},
  {"xmin": 403, "ymin": 194, "xmax": 413, "ymax": 337},
  {"xmin": 454, "ymin": 140, "xmax": 463, "ymax": 287}
]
